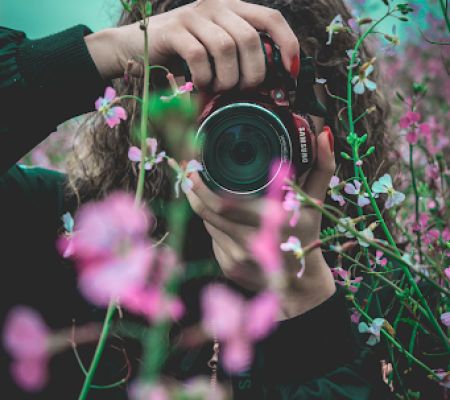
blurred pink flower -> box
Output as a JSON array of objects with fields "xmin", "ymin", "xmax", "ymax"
[
  {"xmin": 441, "ymin": 312, "xmax": 450, "ymax": 327},
  {"xmin": 399, "ymin": 111, "xmax": 430, "ymax": 145},
  {"xmin": 128, "ymin": 138, "xmax": 165, "ymax": 170},
  {"xmin": 426, "ymin": 164, "xmax": 440, "ymax": 180},
  {"xmin": 57, "ymin": 192, "xmax": 153, "ymax": 306},
  {"xmin": 200, "ymin": 284, "xmax": 279, "ymax": 374},
  {"xmin": 2, "ymin": 306, "xmax": 50, "ymax": 392},
  {"xmin": 432, "ymin": 369, "xmax": 450, "ymax": 389},
  {"xmin": 282, "ymin": 188, "xmax": 301, "ymax": 227},
  {"xmin": 95, "ymin": 87, "xmax": 127, "ymax": 128},
  {"xmin": 351, "ymin": 310, "xmax": 361, "ymax": 324},
  {"xmin": 250, "ymin": 161, "xmax": 288, "ymax": 274}
]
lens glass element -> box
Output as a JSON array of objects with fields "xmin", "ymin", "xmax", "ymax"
[{"xmin": 215, "ymin": 124, "xmax": 270, "ymax": 184}]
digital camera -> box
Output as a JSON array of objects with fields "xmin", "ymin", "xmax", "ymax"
[{"xmin": 184, "ymin": 33, "xmax": 329, "ymax": 199}]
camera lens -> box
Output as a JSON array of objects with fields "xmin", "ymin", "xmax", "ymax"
[
  {"xmin": 231, "ymin": 138, "xmax": 256, "ymax": 165},
  {"xmin": 195, "ymin": 103, "xmax": 292, "ymax": 196}
]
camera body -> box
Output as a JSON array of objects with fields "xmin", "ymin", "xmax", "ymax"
[{"xmin": 184, "ymin": 33, "xmax": 328, "ymax": 199}]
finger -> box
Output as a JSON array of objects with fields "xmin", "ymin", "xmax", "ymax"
[
  {"xmin": 301, "ymin": 127, "xmax": 336, "ymax": 201},
  {"xmin": 186, "ymin": 184, "xmax": 252, "ymax": 240},
  {"xmin": 188, "ymin": 170, "xmax": 262, "ymax": 227},
  {"xmin": 168, "ymin": 27, "xmax": 213, "ymax": 90},
  {"xmin": 184, "ymin": 16, "xmax": 239, "ymax": 92},
  {"xmin": 209, "ymin": 7, "xmax": 265, "ymax": 90},
  {"xmin": 226, "ymin": 1, "xmax": 299, "ymax": 75}
]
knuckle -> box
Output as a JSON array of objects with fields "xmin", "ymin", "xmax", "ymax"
[
  {"xmin": 186, "ymin": 44, "xmax": 207, "ymax": 64},
  {"xmin": 239, "ymin": 27, "xmax": 260, "ymax": 47},
  {"xmin": 216, "ymin": 35, "xmax": 236, "ymax": 55},
  {"xmin": 269, "ymin": 8, "xmax": 284, "ymax": 22}
]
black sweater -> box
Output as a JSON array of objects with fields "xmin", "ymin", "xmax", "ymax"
[{"xmin": 0, "ymin": 25, "xmax": 396, "ymax": 399}]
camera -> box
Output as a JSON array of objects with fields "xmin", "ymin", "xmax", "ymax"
[{"xmin": 184, "ymin": 33, "xmax": 328, "ymax": 199}]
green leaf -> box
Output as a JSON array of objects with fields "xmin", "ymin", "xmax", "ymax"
[
  {"xmin": 398, "ymin": 16, "xmax": 409, "ymax": 21},
  {"xmin": 396, "ymin": 91, "xmax": 404, "ymax": 101},
  {"xmin": 120, "ymin": 0, "xmax": 132, "ymax": 12},
  {"xmin": 145, "ymin": 2, "xmax": 152, "ymax": 16}
]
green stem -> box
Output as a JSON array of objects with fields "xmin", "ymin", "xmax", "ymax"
[
  {"xmin": 353, "ymin": 303, "xmax": 442, "ymax": 381},
  {"xmin": 439, "ymin": 0, "xmax": 450, "ymax": 34},
  {"xmin": 409, "ymin": 143, "xmax": 424, "ymax": 264},
  {"xmin": 78, "ymin": 301, "xmax": 116, "ymax": 400},
  {"xmin": 356, "ymin": 164, "xmax": 450, "ymax": 352},
  {"xmin": 134, "ymin": 29, "xmax": 150, "ymax": 208},
  {"xmin": 120, "ymin": 95, "xmax": 143, "ymax": 104}
]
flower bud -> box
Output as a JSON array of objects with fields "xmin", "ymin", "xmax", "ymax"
[
  {"xmin": 359, "ymin": 17, "xmax": 373, "ymax": 25},
  {"xmin": 360, "ymin": 58, "xmax": 376, "ymax": 72}
]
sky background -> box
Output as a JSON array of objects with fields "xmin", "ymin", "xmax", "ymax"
[{"xmin": 0, "ymin": 0, "xmax": 438, "ymax": 46}]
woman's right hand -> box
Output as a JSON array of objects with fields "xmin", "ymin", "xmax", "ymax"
[{"xmin": 86, "ymin": 0, "xmax": 300, "ymax": 92}]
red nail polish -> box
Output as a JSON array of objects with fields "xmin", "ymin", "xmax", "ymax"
[
  {"xmin": 323, "ymin": 126, "xmax": 334, "ymax": 153},
  {"xmin": 290, "ymin": 54, "xmax": 300, "ymax": 79}
]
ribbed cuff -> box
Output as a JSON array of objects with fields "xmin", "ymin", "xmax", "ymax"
[
  {"xmin": 16, "ymin": 25, "xmax": 109, "ymax": 128},
  {"xmin": 256, "ymin": 284, "xmax": 363, "ymax": 384}
]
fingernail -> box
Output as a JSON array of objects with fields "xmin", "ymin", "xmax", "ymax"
[
  {"xmin": 323, "ymin": 126, "xmax": 334, "ymax": 153},
  {"xmin": 290, "ymin": 54, "xmax": 300, "ymax": 79}
]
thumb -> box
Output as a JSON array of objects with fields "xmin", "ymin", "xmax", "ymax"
[{"xmin": 301, "ymin": 126, "xmax": 336, "ymax": 202}]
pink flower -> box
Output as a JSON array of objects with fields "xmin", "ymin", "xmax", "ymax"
[
  {"xmin": 432, "ymin": 369, "xmax": 450, "ymax": 389},
  {"xmin": 328, "ymin": 176, "xmax": 346, "ymax": 206},
  {"xmin": 345, "ymin": 180, "xmax": 370, "ymax": 207},
  {"xmin": 412, "ymin": 212, "xmax": 429, "ymax": 233},
  {"xmin": 369, "ymin": 250, "xmax": 388, "ymax": 269},
  {"xmin": 2, "ymin": 306, "xmax": 50, "ymax": 392},
  {"xmin": 95, "ymin": 87, "xmax": 127, "ymax": 128},
  {"xmin": 282, "ymin": 188, "xmax": 301, "ymax": 227},
  {"xmin": 128, "ymin": 138, "xmax": 166, "ymax": 170},
  {"xmin": 167, "ymin": 158, "xmax": 203, "ymax": 198},
  {"xmin": 399, "ymin": 111, "xmax": 430, "ymax": 145},
  {"xmin": 250, "ymin": 162, "xmax": 288, "ymax": 274},
  {"xmin": 57, "ymin": 192, "xmax": 153, "ymax": 306},
  {"xmin": 441, "ymin": 312, "xmax": 450, "ymax": 327},
  {"xmin": 200, "ymin": 285, "xmax": 279, "ymax": 374},
  {"xmin": 351, "ymin": 310, "xmax": 361, "ymax": 324},
  {"xmin": 160, "ymin": 74, "xmax": 194, "ymax": 101},
  {"xmin": 336, "ymin": 269, "xmax": 363, "ymax": 293},
  {"xmin": 426, "ymin": 164, "xmax": 440, "ymax": 180}
]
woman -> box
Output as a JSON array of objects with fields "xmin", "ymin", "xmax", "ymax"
[{"xmin": 0, "ymin": 0, "xmax": 395, "ymax": 398}]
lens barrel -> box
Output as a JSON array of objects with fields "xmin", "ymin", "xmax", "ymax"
[{"xmin": 194, "ymin": 102, "xmax": 293, "ymax": 198}]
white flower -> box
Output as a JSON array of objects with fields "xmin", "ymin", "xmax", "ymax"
[
  {"xmin": 358, "ymin": 227, "xmax": 374, "ymax": 247},
  {"xmin": 338, "ymin": 217, "xmax": 356, "ymax": 238},
  {"xmin": 372, "ymin": 174, "xmax": 405, "ymax": 209},
  {"xmin": 280, "ymin": 236, "xmax": 305, "ymax": 278},
  {"xmin": 168, "ymin": 158, "xmax": 203, "ymax": 198},
  {"xmin": 351, "ymin": 65, "xmax": 377, "ymax": 94},
  {"xmin": 326, "ymin": 15, "xmax": 344, "ymax": 45}
]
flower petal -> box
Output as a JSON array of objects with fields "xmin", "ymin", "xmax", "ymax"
[
  {"xmin": 128, "ymin": 147, "xmax": 142, "ymax": 162},
  {"xmin": 104, "ymin": 87, "xmax": 116, "ymax": 102}
]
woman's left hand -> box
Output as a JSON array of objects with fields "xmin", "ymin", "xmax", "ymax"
[{"xmin": 185, "ymin": 127, "xmax": 337, "ymax": 319}]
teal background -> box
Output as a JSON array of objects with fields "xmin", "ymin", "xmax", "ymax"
[{"xmin": 0, "ymin": 0, "xmax": 121, "ymax": 38}]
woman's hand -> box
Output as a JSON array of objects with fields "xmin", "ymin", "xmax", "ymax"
[
  {"xmin": 185, "ymin": 128, "xmax": 337, "ymax": 320},
  {"xmin": 85, "ymin": 0, "xmax": 300, "ymax": 91}
]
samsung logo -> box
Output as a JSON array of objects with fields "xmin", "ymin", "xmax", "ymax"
[{"xmin": 298, "ymin": 127, "xmax": 309, "ymax": 164}]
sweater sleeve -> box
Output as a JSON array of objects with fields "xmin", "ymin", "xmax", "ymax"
[
  {"xmin": 0, "ymin": 26, "xmax": 109, "ymax": 176},
  {"xmin": 231, "ymin": 284, "xmax": 397, "ymax": 399}
]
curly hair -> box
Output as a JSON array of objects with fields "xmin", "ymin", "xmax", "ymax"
[{"xmin": 66, "ymin": 0, "xmax": 394, "ymax": 257}]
